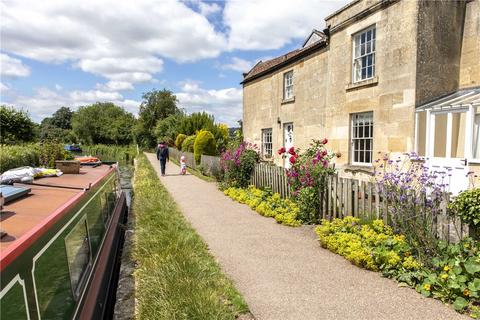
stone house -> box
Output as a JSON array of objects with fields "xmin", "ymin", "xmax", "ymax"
[{"xmin": 242, "ymin": 0, "xmax": 480, "ymax": 194}]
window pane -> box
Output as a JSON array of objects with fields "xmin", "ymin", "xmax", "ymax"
[
  {"xmin": 450, "ymin": 112, "xmax": 466, "ymax": 158},
  {"xmin": 65, "ymin": 220, "xmax": 91, "ymax": 299},
  {"xmin": 433, "ymin": 113, "xmax": 447, "ymax": 157},
  {"xmin": 474, "ymin": 113, "xmax": 480, "ymax": 159}
]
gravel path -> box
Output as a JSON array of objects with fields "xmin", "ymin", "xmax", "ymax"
[{"xmin": 146, "ymin": 153, "xmax": 467, "ymax": 320}]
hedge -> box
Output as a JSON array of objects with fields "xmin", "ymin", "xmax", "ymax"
[{"xmin": 194, "ymin": 130, "xmax": 216, "ymax": 164}]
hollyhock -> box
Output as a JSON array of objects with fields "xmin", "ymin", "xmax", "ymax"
[
  {"xmin": 289, "ymin": 156, "xmax": 296, "ymax": 164},
  {"xmin": 321, "ymin": 138, "xmax": 328, "ymax": 145},
  {"xmin": 278, "ymin": 147, "xmax": 286, "ymax": 155},
  {"xmin": 288, "ymin": 147, "xmax": 296, "ymax": 155}
]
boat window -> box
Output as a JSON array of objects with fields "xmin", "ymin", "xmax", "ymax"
[
  {"xmin": 0, "ymin": 279, "xmax": 29, "ymax": 320},
  {"xmin": 65, "ymin": 219, "xmax": 92, "ymax": 300}
]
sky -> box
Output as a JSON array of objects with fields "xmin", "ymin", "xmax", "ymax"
[{"xmin": 0, "ymin": 0, "xmax": 349, "ymax": 126}]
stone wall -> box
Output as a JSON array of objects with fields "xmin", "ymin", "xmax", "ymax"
[
  {"xmin": 459, "ymin": 0, "xmax": 480, "ymax": 88},
  {"xmin": 415, "ymin": 0, "xmax": 466, "ymax": 105}
]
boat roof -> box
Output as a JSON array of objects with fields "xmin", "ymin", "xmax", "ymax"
[{"xmin": 0, "ymin": 164, "xmax": 115, "ymax": 270}]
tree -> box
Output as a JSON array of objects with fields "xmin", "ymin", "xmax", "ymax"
[
  {"xmin": 178, "ymin": 112, "xmax": 215, "ymax": 135},
  {"xmin": 137, "ymin": 89, "xmax": 181, "ymax": 147},
  {"xmin": 0, "ymin": 105, "xmax": 36, "ymax": 144},
  {"xmin": 50, "ymin": 107, "xmax": 73, "ymax": 129},
  {"xmin": 154, "ymin": 113, "xmax": 185, "ymax": 145},
  {"xmin": 72, "ymin": 102, "xmax": 136, "ymax": 145}
]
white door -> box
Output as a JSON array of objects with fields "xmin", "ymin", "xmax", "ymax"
[
  {"xmin": 425, "ymin": 111, "xmax": 469, "ymax": 195},
  {"xmin": 283, "ymin": 123, "xmax": 294, "ymax": 168}
]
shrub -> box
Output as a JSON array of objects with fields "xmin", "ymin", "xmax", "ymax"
[
  {"xmin": 449, "ymin": 188, "xmax": 480, "ymax": 229},
  {"xmin": 223, "ymin": 186, "xmax": 301, "ymax": 227},
  {"xmin": 193, "ymin": 130, "xmax": 216, "ymax": 164},
  {"xmin": 182, "ymin": 135, "xmax": 196, "ymax": 153},
  {"xmin": 315, "ymin": 217, "xmax": 480, "ymax": 317},
  {"xmin": 37, "ymin": 141, "xmax": 72, "ymax": 168},
  {"xmin": 175, "ymin": 134, "xmax": 187, "ymax": 151},
  {"xmin": 279, "ymin": 139, "xmax": 335, "ymax": 224},
  {"xmin": 220, "ymin": 142, "xmax": 259, "ymax": 188}
]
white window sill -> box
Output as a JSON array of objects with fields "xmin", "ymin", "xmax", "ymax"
[
  {"xmin": 468, "ymin": 159, "xmax": 480, "ymax": 164},
  {"xmin": 346, "ymin": 76, "xmax": 379, "ymax": 91},
  {"xmin": 281, "ymin": 97, "xmax": 295, "ymax": 105}
]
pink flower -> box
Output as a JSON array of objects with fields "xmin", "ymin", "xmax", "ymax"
[
  {"xmin": 278, "ymin": 147, "xmax": 286, "ymax": 155},
  {"xmin": 288, "ymin": 146, "xmax": 296, "ymax": 155},
  {"xmin": 289, "ymin": 156, "xmax": 296, "ymax": 164}
]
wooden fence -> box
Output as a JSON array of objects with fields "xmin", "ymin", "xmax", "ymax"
[
  {"xmin": 249, "ymin": 163, "xmax": 469, "ymax": 242},
  {"xmin": 200, "ymin": 155, "xmax": 222, "ymax": 178},
  {"xmin": 250, "ymin": 163, "xmax": 291, "ymax": 198}
]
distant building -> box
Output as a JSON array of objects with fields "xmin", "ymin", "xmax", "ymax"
[{"xmin": 242, "ymin": 0, "xmax": 480, "ymax": 193}]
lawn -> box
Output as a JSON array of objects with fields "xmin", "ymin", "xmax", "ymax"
[{"xmin": 133, "ymin": 154, "xmax": 249, "ymax": 319}]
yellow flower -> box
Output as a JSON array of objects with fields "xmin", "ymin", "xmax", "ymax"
[
  {"xmin": 423, "ymin": 284, "xmax": 431, "ymax": 291},
  {"xmin": 464, "ymin": 243, "xmax": 470, "ymax": 249},
  {"xmin": 463, "ymin": 289, "xmax": 470, "ymax": 297},
  {"xmin": 443, "ymin": 266, "xmax": 450, "ymax": 272},
  {"xmin": 440, "ymin": 273, "xmax": 449, "ymax": 280},
  {"xmin": 404, "ymin": 251, "xmax": 411, "ymax": 257}
]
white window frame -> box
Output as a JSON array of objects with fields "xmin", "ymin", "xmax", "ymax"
[
  {"xmin": 421, "ymin": 105, "xmax": 480, "ymax": 163},
  {"xmin": 262, "ymin": 128, "xmax": 273, "ymax": 158},
  {"xmin": 352, "ymin": 26, "xmax": 376, "ymax": 83},
  {"xmin": 283, "ymin": 71, "xmax": 294, "ymax": 100},
  {"xmin": 351, "ymin": 112, "xmax": 374, "ymax": 166}
]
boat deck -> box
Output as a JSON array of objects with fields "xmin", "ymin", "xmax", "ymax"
[{"xmin": 0, "ymin": 165, "xmax": 114, "ymax": 254}]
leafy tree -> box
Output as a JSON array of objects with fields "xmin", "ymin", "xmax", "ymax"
[
  {"xmin": 0, "ymin": 105, "xmax": 36, "ymax": 144},
  {"xmin": 154, "ymin": 113, "xmax": 185, "ymax": 145},
  {"xmin": 72, "ymin": 102, "xmax": 136, "ymax": 145},
  {"xmin": 137, "ymin": 89, "xmax": 181, "ymax": 147},
  {"xmin": 50, "ymin": 107, "xmax": 73, "ymax": 129},
  {"xmin": 178, "ymin": 112, "xmax": 215, "ymax": 135}
]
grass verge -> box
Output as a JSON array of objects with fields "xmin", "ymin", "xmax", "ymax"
[{"xmin": 133, "ymin": 154, "xmax": 249, "ymax": 319}]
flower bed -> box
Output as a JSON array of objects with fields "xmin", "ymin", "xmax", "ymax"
[
  {"xmin": 223, "ymin": 186, "xmax": 301, "ymax": 227},
  {"xmin": 316, "ymin": 217, "xmax": 480, "ymax": 317}
]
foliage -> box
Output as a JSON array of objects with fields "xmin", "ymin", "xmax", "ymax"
[
  {"xmin": 154, "ymin": 113, "xmax": 185, "ymax": 146},
  {"xmin": 82, "ymin": 145, "xmax": 137, "ymax": 162},
  {"xmin": 0, "ymin": 143, "xmax": 71, "ymax": 173},
  {"xmin": 137, "ymin": 89, "xmax": 181, "ymax": 147},
  {"xmin": 175, "ymin": 134, "xmax": 187, "ymax": 151},
  {"xmin": 133, "ymin": 154, "xmax": 249, "ymax": 319},
  {"xmin": 220, "ymin": 142, "xmax": 259, "ymax": 188},
  {"xmin": 48, "ymin": 107, "xmax": 74, "ymax": 129},
  {"xmin": 449, "ymin": 188, "xmax": 480, "ymax": 228},
  {"xmin": 316, "ymin": 217, "xmax": 420, "ymax": 273},
  {"xmin": 374, "ymin": 153, "xmax": 451, "ymax": 262},
  {"xmin": 0, "ymin": 105, "xmax": 36, "ymax": 144},
  {"xmin": 178, "ymin": 112, "xmax": 229, "ymax": 153},
  {"xmin": 316, "ymin": 217, "xmax": 480, "ymax": 317},
  {"xmin": 182, "ymin": 135, "xmax": 196, "ymax": 153},
  {"xmin": 39, "ymin": 124, "xmax": 76, "ymax": 143},
  {"xmin": 194, "ymin": 130, "xmax": 216, "ymax": 164},
  {"xmin": 224, "ymin": 186, "xmax": 301, "ymax": 227},
  {"xmin": 72, "ymin": 102, "xmax": 136, "ymax": 145},
  {"xmin": 279, "ymin": 139, "xmax": 335, "ymax": 224}
]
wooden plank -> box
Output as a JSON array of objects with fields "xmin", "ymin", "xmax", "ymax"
[
  {"xmin": 374, "ymin": 184, "xmax": 380, "ymax": 219},
  {"xmin": 327, "ymin": 176, "xmax": 332, "ymax": 220},
  {"xmin": 332, "ymin": 175, "xmax": 337, "ymax": 220},
  {"xmin": 353, "ymin": 180, "xmax": 358, "ymax": 217}
]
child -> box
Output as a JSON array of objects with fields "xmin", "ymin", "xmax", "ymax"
[{"xmin": 180, "ymin": 155, "xmax": 187, "ymax": 175}]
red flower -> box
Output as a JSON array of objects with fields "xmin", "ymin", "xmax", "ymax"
[
  {"xmin": 321, "ymin": 138, "xmax": 328, "ymax": 145},
  {"xmin": 289, "ymin": 156, "xmax": 296, "ymax": 164},
  {"xmin": 278, "ymin": 147, "xmax": 286, "ymax": 155},
  {"xmin": 288, "ymin": 146, "xmax": 296, "ymax": 155},
  {"xmin": 321, "ymin": 150, "xmax": 328, "ymax": 157}
]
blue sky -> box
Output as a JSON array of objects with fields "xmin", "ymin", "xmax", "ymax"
[{"xmin": 0, "ymin": 0, "xmax": 348, "ymax": 126}]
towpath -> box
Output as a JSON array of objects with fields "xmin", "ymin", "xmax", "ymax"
[{"xmin": 145, "ymin": 153, "xmax": 466, "ymax": 320}]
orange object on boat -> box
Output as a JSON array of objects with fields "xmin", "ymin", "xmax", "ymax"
[{"xmin": 75, "ymin": 156, "xmax": 100, "ymax": 163}]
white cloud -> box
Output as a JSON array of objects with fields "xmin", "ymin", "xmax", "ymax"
[
  {"xmin": 222, "ymin": 57, "xmax": 255, "ymax": 73},
  {"xmin": 0, "ymin": 82, "xmax": 9, "ymax": 94},
  {"xmin": 0, "ymin": 53, "xmax": 30, "ymax": 78},
  {"xmin": 176, "ymin": 80, "xmax": 242, "ymax": 126},
  {"xmin": 5, "ymin": 87, "xmax": 140, "ymax": 121},
  {"xmin": 1, "ymin": 0, "xmax": 226, "ymax": 88},
  {"xmin": 199, "ymin": 2, "xmax": 221, "ymax": 16},
  {"xmin": 223, "ymin": 0, "xmax": 349, "ymax": 50},
  {"xmin": 96, "ymin": 81, "xmax": 134, "ymax": 92}
]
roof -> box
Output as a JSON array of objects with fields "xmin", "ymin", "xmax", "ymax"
[
  {"xmin": 416, "ymin": 87, "xmax": 480, "ymax": 112},
  {"xmin": 302, "ymin": 29, "xmax": 326, "ymax": 47},
  {"xmin": 0, "ymin": 165, "xmax": 114, "ymax": 269},
  {"xmin": 241, "ymin": 39, "xmax": 327, "ymax": 84}
]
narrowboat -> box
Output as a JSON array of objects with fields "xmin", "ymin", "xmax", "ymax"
[{"xmin": 0, "ymin": 164, "xmax": 128, "ymax": 319}]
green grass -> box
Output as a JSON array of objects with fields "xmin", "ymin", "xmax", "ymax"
[{"xmin": 133, "ymin": 154, "xmax": 249, "ymax": 319}]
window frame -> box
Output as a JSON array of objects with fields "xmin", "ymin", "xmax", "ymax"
[
  {"xmin": 352, "ymin": 25, "xmax": 376, "ymax": 83},
  {"xmin": 350, "ymin": 111, "xmax": 374, "ymax": 166},
  {"xmin": 283, "ymin": 71, "xmax": 294, "ymax": 100},
  {"xmin": 262, "ymin": 128, "xmax": 273, "ymax": 159}
]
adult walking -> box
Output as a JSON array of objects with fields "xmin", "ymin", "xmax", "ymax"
[{"xmin": 156, "ymin": 141, "xmax": 169, "ymax": 176}]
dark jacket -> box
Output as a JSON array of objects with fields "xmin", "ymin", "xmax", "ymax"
[{"xmin": 156, "ymin": 144, "xmax": 169, "ymax": 161}]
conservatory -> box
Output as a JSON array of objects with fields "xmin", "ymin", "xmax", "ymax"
[{"xmin": 415, "ymin": 87, "xmax": 480, "ymax": 194}]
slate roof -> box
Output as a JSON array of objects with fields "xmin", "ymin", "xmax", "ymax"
[{"xmin": 241, "ymin": 32, "xmax": 327, "ymax": 84}]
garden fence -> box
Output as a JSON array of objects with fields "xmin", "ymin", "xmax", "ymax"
[
  {"xmin": 200, "ymin": 155, "xmax": 222, "ymax": 178},
  {"xmin": 168, "ymin": 148, "xmax": 196, "ymax": 169},
  {"xmin": 249, "ymin": 162, "xmax": 469, "ymax": 243},
  {"xmin": 250, "ymin": 163, "xmax": 291, "ymax": 198}
]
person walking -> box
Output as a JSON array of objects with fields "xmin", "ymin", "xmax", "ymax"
[{"xmin": 156, "ymin": 141, "xmax": 169, "ymax": 176}]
